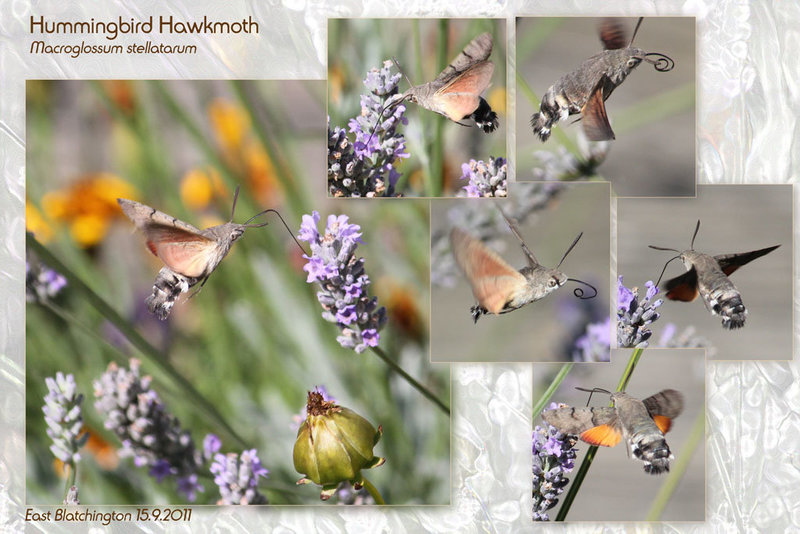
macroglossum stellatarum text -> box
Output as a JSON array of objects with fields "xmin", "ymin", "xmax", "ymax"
[
  {"xmin": 118, "ymin": 187, "xmax": 302, "ymax": 320},
  {"xmin": 374, "ymin": 32, "xmax": 499, "ymax": 138},
  {"xmin": 649, "ymin": 220, "xmax": 780, "ymax": 329},
  {"xmin": 542, "ymin": 388, "xmax": 684, "ymax": 474},
  {"xmin": 450, "ymin": 209, "xmax": 596, "ymax": 323},
  {"xmin": 530, "ymin": 17, "xmax": 674, "ymax": 142}
]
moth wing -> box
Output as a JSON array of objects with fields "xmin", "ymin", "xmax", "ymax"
[
  {"xmin": 714, "ymin": 245, "xmax": 780, "ymax": 276},
  {"xmin": 434, "ymin": 62, "xmax": 495, "ymax": 121},
  {"xmin": 662, "ymin": 268, "xmax": 700, "ymax": 302},
  {"xmin": 433, "ymin": 32, "xmax": 493, "ymax": 86},
  {"xmin": 598, "ymin": 18, "xmax": 629, "ymax": 50},
  {"xmin": 117, "ymin": 198, "xmax": 205, "ymax": 235},
  {"xmin": 142, "ymin": 225, "xmax": 218, "ymax": 279},
  {"xmin": 542, "ymin": 406, "xmax": 622, "ymax": 447},
  {"xmin": 450, "ymin": 228, "xmax": 527, "ymax": 315},
  {"xmin": 498, "ymin": 209, "xmax": 539, "ymax": 267},
  {"xmin": 643, "ymin": 389, "xmax": 684, "ymax": 433},
  {"xmin": 581, "ymin": 80, "xmax": 615, "ymax": 141}
]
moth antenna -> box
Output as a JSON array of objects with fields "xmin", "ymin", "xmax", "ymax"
[
  {"xmin": 653, "ymin": 254, "xmax": 683, "ymax": 287},
  {"xmin": 575, "ymin": 386, "xmax": 612, "ymax": 406},
  {"xmin": 230, "ymin": 186, "xmax": 241, "ymax": 222},
  {"xmin": 690, "ymin": 219, "xmax": 701, "ymax": 250},
  {"xmin": 630, "ymin": 17, "xmax": 644, "ymax": 46},
  {"xmin": 566, "ymin": 278, "xmax": 598, "ymax": 300},
  {"xmin": 643, "ymin": 52, "xmax": 675, "ymax": 72},
  {"xmin": 392, "ymin": 56, "xmax": 414, "ymax": 89},
  {"xmin": 243, "ymin": 209, "xmax": 308, "ymax": 255},
  {"xmin": 556, "ymin": 232, "xmax": 583, "ymax": 268}
]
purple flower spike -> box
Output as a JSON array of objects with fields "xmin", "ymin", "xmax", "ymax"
[
  {"xmin": 458, "ymin": 157, "xmax": 508, "ymax": 198},
  {"xmin": 298, "ymin": 212, "xmax": 388, "ymax": 353},
  {"xmin": 210, "ymin": 449, "xmax": 269, "ymax": 505},
  {"xmin": 43, "ymin": 372, "xmax": 87, "ymax": 465},
  {"xmin": 533, "ymin": 421, "xmax": 578, "ymax": 521},
  {"xmin": 94, "ymin": 359, "xmax": 203, "ymax": 501},
  {"xmin": 617, "ymin": 277, "xmax": 663, "ymax": 348},
  {"xmin": 329, "ymin": 61, "xmax": 408, "ymax": 197}
]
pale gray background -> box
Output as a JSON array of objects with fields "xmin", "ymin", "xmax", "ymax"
[
  {"xmin": 533, "ymin": 348, "xmax": 706, "ymax": 522},
  {"xmin": 431, "ymin": 183, "xmax": 611, "ymax": 362},
  {"xmin": 619, "ymin": 185, "xmax": 793, "ymax": 360},
  {"xmin": 2, "ymin": 0, "xmax": 800, "ymax": 532},
  {"xmin": 516, "ymin": 17, "xmax": 696, "ymax": 197}
]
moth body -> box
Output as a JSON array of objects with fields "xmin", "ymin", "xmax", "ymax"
[
  {"xmin": 450, "ymin": 223, "xmax": 575, "ymax": 324},
  {"xmin": 652, "ymin": 221, "xmax": 779, "ymax": 330},
  {"xmin": 542, "ymin": 389, "xmax": 683, "ymax": 475},
  {"xmin": 530, "ymin": 18, "xmax": 673, "ymax": 142},
  {"xmin": 118, "ymin": 193, "xmax": 265, "ymax": 320},
  {"xmin": 398, "ymin": 32, "xmax": 499, "ymax": 133}
]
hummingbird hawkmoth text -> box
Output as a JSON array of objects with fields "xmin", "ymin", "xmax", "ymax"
[
  {"xmin": 118, "ymin": 187, "xmax": 300, "ymax": 320},
  {"xmin": 449, "ymin": 209, "xmax": 596, "ymax": 323},
  {"xmin": 542, "ymin": 388, "xmax": 684, "ymax": 474},
  {"xmin": 530, "ymin": 17, "xmax": 674, "ymax": 142},
  {"xmin": 378, "ymin": 32, "xmax": 499, "ymax": 135},
  {"xmin": 649, "ymin": 220, "xmax": 780, "ymax": 329}
]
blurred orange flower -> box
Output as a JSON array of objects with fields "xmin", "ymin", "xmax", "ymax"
[
  {"xmin": 53, "ymin": 426, "xmax": 119, "ymax": 476},
  {"xmin": 208, "ymin": 98, "xmax": 281, "ymax": 207},
  {"xmin": 41, "ymin": 173, "xmax": 137, "ymax": 248},
  {"xmin": 180, "ymin": 167, "xmax": 226, "ymax": 210},
  {"xmin": 488, "ymin": 87, "xmax": 506, "ymax": 115},
  {"xmin": 26, "ymin": 199, "xmax": 54, "ymax": 243}
]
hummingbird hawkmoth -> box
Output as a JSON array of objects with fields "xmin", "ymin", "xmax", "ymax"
[
  {"xmin": 649, "ymin": 220, "xmax": 780, "ymax": 329},
  {"xmin": 449, "ymin": 209, "xmax": 596, "ymax": 323},
  {"xmin": 542, "ymin": 388, "xmax": 684, "ymax": 474},
  {"xmin": 530, "ymin": 17, "xmax": 674, "ymax": 142},
  {"xmin": 379, "ymin": 32, "xmax": 499, "ymax": 134},
  {"xmin": 118, "ymin": 187, "xmax": 300, "ymax": 320}
]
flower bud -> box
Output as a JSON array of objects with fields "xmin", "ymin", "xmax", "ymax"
[{"xmin": 293, "ymin": 391, "xmax": 384, "ymax": 500}]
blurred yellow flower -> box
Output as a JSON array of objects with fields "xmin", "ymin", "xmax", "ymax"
[
  {"xmin": 25, "ymin": 200, "xmax": 53, "ymax": 243},
  {"xmin": 41, "ymin": 173, "xmax": 137, "ymax": 248},
  {"xmin": 243, "ymin": 141, "xmax": 280, "ymax": 206},
  {"xmin": 180, "ymin": 167, "xmax": 227, "ymax": 210},
  {"xmin": 488, "ymin": 87, "xmax": 507, "ymax": 115},
  {"xmin": 329, "ymin": 64, "xmax": 345, "ymax": 105},
  {"xmin": 209, "ymin": 98, "xmax": 250, "ymax": 153}
]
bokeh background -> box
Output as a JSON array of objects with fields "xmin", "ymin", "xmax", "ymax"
[
  {"xmin": 25, "ymin": 80, "xmax": 449, "ymax": 505},
  {"xmin": 431, "ymin": 183, "xmax": 611, "ymax": 362},
  {"xmin": 516, "ymin": 17, "xmax": 696, "ymax": 197},
  {"xmin": 618, "ymin": 185, "xmax": 793, "ymax": 360},
  {"xmin": 328, "ymin": 18, "xmax": 507, "ymax": 197},
  {"xmin": 533, "ymin": 348, "xmax": 706, "ymax": 521}
]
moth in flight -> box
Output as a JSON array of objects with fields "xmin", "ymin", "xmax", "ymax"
[
  {"xmin": 649, "ymin": 220, "xmax": 780, "ymax": 329},
  {"xmin": 450, "ymin": 208, "xmax": 596, "ymax": 323},
  {"xmin": 118, "ymin": 187, "xmax": 300, "ymax": 319},
  {"xmin": 376, "ymin": 32, "xmax": 500, "ymax": 136},
  {"xmin": 530, "ymin": 17, "xmax": 674, "ymax": 142},
  {"xmin": 542, "ymin": 388, "xmax": 684, "ymax": 474}
]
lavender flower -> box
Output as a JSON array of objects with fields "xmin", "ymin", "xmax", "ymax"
[
  {"xmin": 658, "ymin": 323, "xmax": 717, "ymax": 357},
  {"xmin": 458, "ymin": 157, "xmax": 507, "ymax": 198},
  {"xmin": 530, "ymin": 130, "xmax": 610, "ymax": 182},
  {"xmin": 572, "ymin": 317, "xmax": 611, "ymax": 362},
  {"xmin": 210, "ymin": 448, "xmax": 269, "ymax": 505},
  {"xmin": 43, "ymin": 372, "xmax": 88, "ymax": 465},
  {"xmin": 298, "ymin": 212, "xmax": 387, "ymax": 353},
  {"xmin": 93, "ymin": 359, "xmax": 203, "ymax": 501},
  {"xmin": 329, "ymin": 61, "xmax": 408, "ymax": 197},
  {"xmin": 334, "ymin": 481, "xmax": 375, "ymax": 505},
  {"xmin": 26, "ymin": 260, "xmax": 67, "ymax": 302},
  {"xmin": 533, "ymin": 416, "xmax": 578, "ymax": 521},
  {"xmin": 617, "ymin": 277, "xmax": 663, "ymax": 348}
]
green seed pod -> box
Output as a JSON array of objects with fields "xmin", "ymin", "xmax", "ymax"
[{"xmin": 293, "ymin": 391, "xmax": 385, "ymax": 500}]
